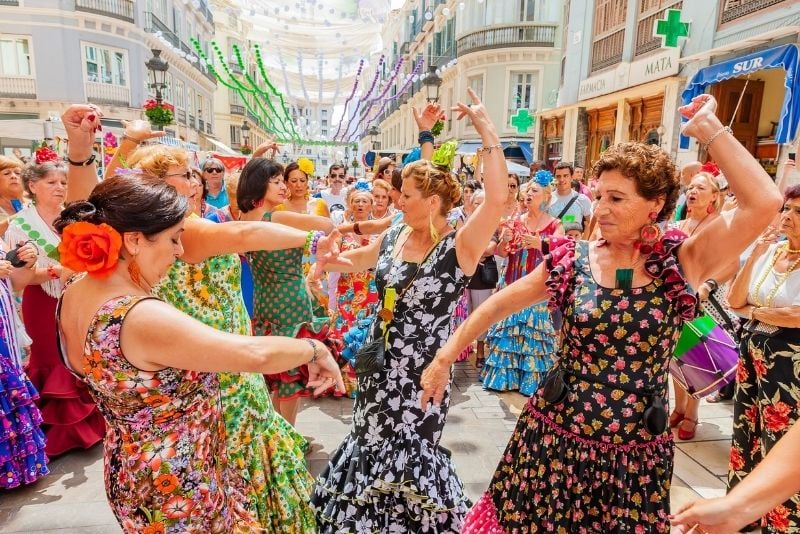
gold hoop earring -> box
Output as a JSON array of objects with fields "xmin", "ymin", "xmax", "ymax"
[{"xmin": 429, "ymin": 211, "xmax": 440, "ymax": 243}]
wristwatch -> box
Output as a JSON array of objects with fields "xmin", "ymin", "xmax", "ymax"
[{"xmin": 67, "ymin": 153, "xmax": 97, "ymax": 166}]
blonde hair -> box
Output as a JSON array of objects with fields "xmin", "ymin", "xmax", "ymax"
[
  {"xmin": 526, "ymin": 182, "xmax": 553, "ymax": 207},
  {"xmin": 0, "ymin": 156, "xmax": 22, "ymax": 174},
  {"xmin": 126, "ymin": 145, "xmax": 188, "ymax": 179},
  {"xmin": 371, "ymin": 178, "xmax": 391, "ymax": 195},
  {"xmin": 401, "ymin": 160, "xmax": 462, "ymax": 216}
]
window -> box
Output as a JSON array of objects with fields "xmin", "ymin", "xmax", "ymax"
[
  {"xmin": 0, "ymin": 36, "xmax": 32, "ymax": 76},
  {"xmin": 230, "ymin": 125, "xmax": 241, "ymax": 144},
  {"xmin": 509, "ymin": 71, "xmax": 536, "ymax": 112},
  {"xmin": 467, "ymin": 74, "xmax": 484, "ymax": 99},
  {"xmin": 84, "ymin": 43, "xmax": 127, "ymax": 86},
  {"xmin": 518, "ymin": 0, "xmax": 535, "ymax": 21},
  {"xmin": 162, "ymin": 73, "xmax": 172, "ymax": 103},
  {"xmin": 321, "ymin": 109, "xmax": 328, "ymax": 117},
  {"xmin": 175, "ymin": 79, "xmax": 185, "ymax": 109},
  {"xmin": 321, "ymin": 128, "xmax": 328, "ymax": 137}
]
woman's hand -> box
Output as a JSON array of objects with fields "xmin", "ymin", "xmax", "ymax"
[
  {"xmin": 122, "ymin": 119, "xmax": 166, "ymax": 144},
  {"xmin": 754, "ymin": 222, "xmax": 781, "ymax": 254},
  {"xmin": 61, "ymin": 104, "xmax": 103, "ymax": 158},
  {"xmin": 452, "ymin": 88, "xmax": 497, "ymax": 139},
  {"xmin": 253, "ymin": 138, "xmax": 280, "ymax": 159},
  {"xmin": 669, "ymin": 497, "xmax": 747, "ymax": 533},
  {"xmin": 419, "ymin": 354, "xmax": 453, "ymax": 410},
  {"xmin": 312, "ymin": 229, "xmax": 353, "ymax": 279},
  {"xmin": 306, "ymin": 347, "xmax": 346, "ymax": 396},
  {"xmin": 679, "ymin": 94, "xmax": 721, "ymax": 142},
  {"xmin": 521, "ymin": 233, "xmax": 542, "ymax": 250},
  {"xmin": 15, "ymin": 242, "xmax": 38, "ymax": 269},
  {"xmin": 0, "ymin": 259, "xmax": 13, "ymax": 278},
  {"xmin": 412, "ymin": 102, "xmax": 445, "ymax": 132}
]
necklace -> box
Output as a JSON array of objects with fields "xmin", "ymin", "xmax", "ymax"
[
  {"xmin": 750, "ymin": 245, "xmax": 800, "ymax": 307},
  {"xmin": 613, "ymin": 249, "xmax": 646, "ymax": 290},
  {"xmin": 681, "ymin": 213, "xmax": 711, "ymax": 237}
]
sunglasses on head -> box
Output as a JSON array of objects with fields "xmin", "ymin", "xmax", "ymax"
[{"xmin": 205, "ymin": 167, "xmax": 224, "ymax": 173}]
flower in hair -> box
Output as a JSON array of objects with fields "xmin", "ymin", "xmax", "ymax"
[
  {"xmin": 34, "ymin": 146, "xmax": 60, "ymax": 165},
  {"xmin": 533, "ymin": 170, "xmax": 554, "ymax": 188},
  {"xmin": 700, "ymin": 161, "xmax": 720, "ymax": 177},
  {"xmin": 297, "ymin": 157, "xmax": 315, "ymax": 176},
  {"xmin": 353, "ymin": 179, "xmax": 372, "ymax": 192},
  {"xmin": 431, "ymin": 140, "xmax": 457, "ymax": 171},
  {"xmin": 403, "ymin": 147, "xmax": 421, "ymax": 165},
  {"xmin": 58, "ymin": 222, "xmax": 122, "ymax": 278}
]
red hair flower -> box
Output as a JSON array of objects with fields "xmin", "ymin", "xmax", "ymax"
[
  {"xmin": 34, "ymin": 146, "xmax": 60, "ymax": 165},
  {"xmin": 700, "ymin": 161, "xmax": 720, "ymax": 176},
  {"xmin": 58, "ymin": 222, "xmax": 122, "ymax": 278}
]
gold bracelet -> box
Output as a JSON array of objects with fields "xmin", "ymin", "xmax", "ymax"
[
  {"xmin": 477, "ymin": 143, "xmax": 502, "ymax": 155},
  {"xmin": 703, "ymin": 126, "xmax": 732, "ymax": 151},
  {"xmin": 749, "ymin": 305, "xmax": 759, "ymax": 321},
  {"xmin": 122, "ymin": 134, "xmax": 143, "ymax": 144}
]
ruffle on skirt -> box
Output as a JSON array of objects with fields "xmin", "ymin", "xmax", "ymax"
[
  {"xmin": 462, "ymin": 399, "xmax": 674, "ymax": 533},
  {"xmin": 0, "ymin": 357, "xmax": 49, "ymax": 489},
  {"xmin": 312, "ymin": 433, "xmax": 471, "ymax": 533},
  {"xmin": 482, "ymin": 302, "xmax": 557, "ymax": 396}
]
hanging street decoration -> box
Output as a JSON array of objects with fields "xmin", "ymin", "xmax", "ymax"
[
  {"xmin": 510, "ymin": 109, "xmax": 535, "ymax": 134},
  {"xmin": 654, "ymin": 9, "xmax": 690, "ymax": 49}
]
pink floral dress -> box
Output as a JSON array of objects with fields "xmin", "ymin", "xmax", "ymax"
[{"xmin": 58, "ymin": 295, "xmax": 256, "ymax": 533}]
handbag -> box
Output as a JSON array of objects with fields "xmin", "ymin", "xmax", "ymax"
[
  {"xmin": 353, "ymin": 335, "xmax": 386, "ymax": 376},
  {"xmin": 743, "ymin": 319, "xmax": 783, "ymax": 337},
  {"xmin": 469, "ymin": 256, "xmax": 498, "ymax": 289}
]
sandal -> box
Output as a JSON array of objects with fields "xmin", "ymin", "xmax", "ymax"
[
  {"xmin": 669, "ymin": 410, "xmax": 685, "ymax": 428},
  {"xmin": 677, "ymin": 418, "xmax": 699, "ymax": 440}
]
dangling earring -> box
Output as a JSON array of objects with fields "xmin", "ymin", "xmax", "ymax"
[
  {"xmin": 254, "ymin": 198, "xmax": 264, "ymax": 208},
  {"xmin": 634, "ymin": 211, "xmax": 661, "ymax": 254},
  {"xmin": 127, "ymin": 255, "xmax": 141, "ymax": 286},
  {"xmin": 707, "ymin": 202, "xmax": 715, "ymax": 214},
  {"xmin": 429, "ymin": 211, "xmax": 440, "ymax": 243}
]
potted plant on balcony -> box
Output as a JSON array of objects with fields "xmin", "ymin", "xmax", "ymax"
[
  {"xmin": 143, "ymin": 99, "xmax": 175, "ymax": 130},
  {"xmin": 240, "ymin": 144, "xmax": 252, "ymax": 155}
]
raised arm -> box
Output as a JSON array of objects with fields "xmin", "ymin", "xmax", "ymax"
[
  {"xmin": 420, "ymin": 263, "xmax": 549, "ymax": 408},
  {"xmin": 677, "ymin": 95, "xmax": 783, "ymax": 288},
  {"xmin": 61, "ymin": 105, "xmax": 103, "ymax": 202},
  {"xmin": 337, "ymin": 215, "xmax": 393, "ymax": 236},
  {"xmin": 104, "ymin": 120, "xmax": 165, "ymax": 179},
  {"xmin": 120, "ymin": 300, "xmax": 345, "ymax": 395},
  {"xmin": 454, "ymin": 88, "xmax": 507, "ymax": 274},
  {"xmin": 412, "ymin": 103, "xmax": 443, "ymax": 161}
]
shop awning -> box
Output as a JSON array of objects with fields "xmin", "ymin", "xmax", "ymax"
[
  {"xmin": 680, "ymin": 44, "xmax": 800, "ymax": 149},
  {"xmin": 202, "ymin": 135, "xmax": 238, "ymax": 155},
  {"xmin": 506, "ymin": 160, "xmax": 530, "ymax": 177},
  {"xmin": 456, "ymin": 140, "xmax": 532, "ymax": 163}
]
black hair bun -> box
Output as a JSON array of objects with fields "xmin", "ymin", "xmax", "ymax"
[{"xmin": 53, "ymin": 201, "xmax": 98, "ymax": 234}]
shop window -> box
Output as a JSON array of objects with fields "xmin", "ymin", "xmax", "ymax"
[{"xmin": 599, "ymin": 134, "xmax": 612, "ymax": 153}]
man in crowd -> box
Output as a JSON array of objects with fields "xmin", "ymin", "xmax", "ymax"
[
  {"xmin": 320, "ymin": 163, "xmax": 348, "ymax": 214},
  {"xmin": 202, "ymin": 158, "xmax": 228, "ymax": 209},
  {"xmin": 548, "ymin": 161, "xmax": 592, "ymax": 235}
]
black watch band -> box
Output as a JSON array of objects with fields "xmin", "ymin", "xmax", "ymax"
[{"xmin": 67, "ymin": 153, "xmax": 96, "ymax": 166}]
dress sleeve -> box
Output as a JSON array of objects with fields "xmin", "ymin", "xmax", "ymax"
[
  {"xmin": 643, "ymin": 229, "xmax": 697, "ymax": 321},
  {"xmin": 544, "ymin": 238, "xmax": 577, "ymax": 312}
]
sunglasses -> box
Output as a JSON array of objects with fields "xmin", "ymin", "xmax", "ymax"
[
  {"xmin": 165, "ymin": 171, "xmax": 192, "ymax": 180},
  {"xmin": 331, "ymin": 174, "xmax": 345, "ymax": 178},
  {"xmin": 204, "ymin": 167, "xmax": 224, "ymax": 173}
]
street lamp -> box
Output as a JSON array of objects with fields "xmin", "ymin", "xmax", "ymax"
[
  {"xmin": 350, "ymin": 156, "xmax": 359, "ymax": 178},
  {"xmin": 367, "ymin": 125, "xmax": 380, "ymax": 150},
  {"xmin": 282, "ymin": 153, "xmax": 289, "ymax": 164},
  {"xmin": 145, "ymin": 49, "xmax": 169, "ymax": 106},
  {"xmin": 241, "ymin": 120, "xmax": 251, "ymax": 147},
  {"xmin": 422, "ymin": 65, "xmax": 442, "ymax": 103}
]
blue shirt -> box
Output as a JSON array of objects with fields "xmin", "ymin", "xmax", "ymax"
[{"xmin": 206, "ymin": 188, "xmax": 229, "ymax": 209}]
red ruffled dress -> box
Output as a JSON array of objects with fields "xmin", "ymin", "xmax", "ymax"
[{"xmin": 462, "ymin": 232, "xmax": 696, "ymax": 533}]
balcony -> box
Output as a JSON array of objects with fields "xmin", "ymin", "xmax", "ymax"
[
  {"xmin": 198, "ymin": 118, "xmax": 205, "ymax": 132},
  {"xmin": 720, "ymin": 0, "xmax": 787, "ymax": 24},
  {"xmin": 635, "ymin": 1, "xmax": 682, "ymax": 57},
  {"xmin": 188, "ymin": 114, "xmax": 195, "ymax": 127},
  {"xmin": 176, "ymin": 109, "xmax": 186, "ymax": 123},
  {"xmin": 206, "ymin": 122, "xmax": 212, "ymax": 135},
  {"xmin": 143, "ymin": 12, "xmax": 179, "ymax": 48},
  {"xmin": 246, "ymin": 109, "xmax": 259, "ymax": 124},
  {"xmin": 230, "ymin": 104, "xmax": 245, "ymax": 116},
  {"xmin": 0, "ymin": 76, "xmax": 35, "ymax": 98},
  {"xmin": 457, "ymin": 23, "xmax": 558, "ymax": 57},
  {"xmin": 75, "ymin": 0, "xmax": 134, "ymax": 23},
  {"xmin": 0, "ymin": 0, "xmax": 19, "ymax": 5},
  {"xmin": 228, "ymin": 61, "xmax": 243, "ymax": 74},
  {"xmin": 591, "ymin": 29, "xmax": 625, "ymax": 72},
  {"xmin": 85, "ymin": 82, "xmax": 130, "ymax": 106}
]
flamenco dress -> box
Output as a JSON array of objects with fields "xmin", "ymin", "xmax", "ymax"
[
  {"xmin": 56, "ymin": 289, "xmax": 257, "ymax": 533},
  {"xmin": 462, "ymin": 234, "xmax": 697, "ymax": 532},
  {"xmin": 6, "ymin": 207, "xmax": 104, "ymax": 456},
  {"xmin": 0, "ymin": 273, "xmax": 48, "ymax": 489},
  {"xmin": 481, "ymin": 218, "xmax": 559, "ymax": 395},
  {"xmin": 312, "ymin": 225, "xmax": 471, "ymax": 533},
  {"xmin": 154, "ymin": 251, "xmax": 317, "ymax": 531}
]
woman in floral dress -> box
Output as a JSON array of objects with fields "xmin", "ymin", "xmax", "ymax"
[
  {"xmin": 129, "ymin": 145, "xmax": 318, "ymax": 530},
  {"xmin": 482, "ymin": 180, "xmax": 561, "ymax": 395},
  {"xmin": 311, "ymin": 90, "xmax": 508, "ymax": 532},
  {"xmin": 55, "ymin": 175, "xmax": 345, "ymax": 533},
  {"xmin": 421, "ymin": 94, "xmax": 782, "ymax": 532}
]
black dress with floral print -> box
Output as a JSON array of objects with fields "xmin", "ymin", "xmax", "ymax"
[
  {"xmin": 312, "ymin": 224, "xmax": 471, "ymax": 533},
  {"xmin": 462, "ymin": 234, "xmax": 696, "ymax": 533}
]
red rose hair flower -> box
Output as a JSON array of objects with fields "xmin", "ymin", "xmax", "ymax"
[
  {"xmin": 34, "ymin": 146, "xmax": 60, "ymax": 165},
  {"xmin": 57, "ymin": 222, "xmax": 122, "ymax": 278}
]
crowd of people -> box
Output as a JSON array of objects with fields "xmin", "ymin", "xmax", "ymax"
[{"xmin": 0, "ymin": 88, "xmax": 798, "ymax": 534}]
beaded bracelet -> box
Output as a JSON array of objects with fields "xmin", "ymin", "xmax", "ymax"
[
  {"xmin": 703, "ymin": 126, "xmax": 732, "ymax": 151},
  {"xmin": 310, "ymin": 231, "xmax": 323, "ymax": 256},
  {"xmin": 303, "ymin": 231, "xmax": 324, "ymax": 259},
  {"xmin": 477, "ymin": 142, "xmax": 503, "ymax": 155},
  {"xmin": 418, "ymin": 130, "xmax": 434, "ymax": 145},
  {"xmin": 304, "ymin": 338, "xmax": 319, "ymax": 364}
]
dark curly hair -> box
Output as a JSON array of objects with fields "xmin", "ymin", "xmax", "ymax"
[{"xmin": 592, "ymin": 142, "xmax": 679, "ymax": 222}]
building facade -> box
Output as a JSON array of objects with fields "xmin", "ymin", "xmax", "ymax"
[
  {"xmin": 369, "ymin": 0, "xmax": 564, "ymax": 172},
  {"xmin": 540, "ymin": 0, "xmax": 800, "ymax": 173},
  {"xmin": 0, "ymin": 0, "xmax": 216, "ymax": 156}
]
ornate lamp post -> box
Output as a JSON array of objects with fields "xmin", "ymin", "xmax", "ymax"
[
  {"xmin": 241, "ymin": 120, "xmax": 251, "ymax": 154},
  {"xmin": 422, "ymin": 65, "xmax": 442, "ymax": 103},
  {"xmin": 145, "ymin": 49, "xmax": 169, "ymax": 106},
  {"xmin": 367, "ymin": 125, "xmax": 380, "ymax": 151}
]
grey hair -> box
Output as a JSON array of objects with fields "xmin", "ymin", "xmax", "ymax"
[{"xmin": 21, "ymin": 161, "xmax": 67, "ymax": 197}]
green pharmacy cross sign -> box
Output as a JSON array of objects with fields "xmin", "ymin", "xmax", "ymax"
[
  {"xmin": 655, "ymin": 9, "xmax": 689, "ymax": 48},
  {"xmin": 510, "ymin": 108, "xmax": 535, "ymax": 134}
]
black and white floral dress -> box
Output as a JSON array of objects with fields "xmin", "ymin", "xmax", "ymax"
[{"xmin": 312, "ymin": 224, "xmax": 472, "ymax": 533}]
